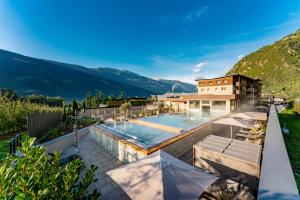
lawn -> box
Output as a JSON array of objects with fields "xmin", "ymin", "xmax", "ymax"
[
  {"xmin": 0, "ymin": 139, "xmax": 10, "ymax": 160},
  {"xmin": 0, "ymin": 132, "xmax": 28, "ymax": 160},
  {"xmin": 278, "ymin": 109, "xmax": 300, "ymax": 191}
]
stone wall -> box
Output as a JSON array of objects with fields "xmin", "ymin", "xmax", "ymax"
[{"xmin": 91, "ymin": 127, "xmax": 146, "ymax": 163}]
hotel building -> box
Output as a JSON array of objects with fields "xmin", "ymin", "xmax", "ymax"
[{"xmin": 162, "ymin": 74, "xmax": 262, "ymax": 114}]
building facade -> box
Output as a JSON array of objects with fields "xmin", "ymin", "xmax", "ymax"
[{"xmin": 161, "ymin": 74, "xmax": 261, "ymax": 114}]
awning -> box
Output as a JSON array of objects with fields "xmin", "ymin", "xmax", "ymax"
[
  {"xmin": 212, "ymin": 117, "xmax": 254, "ymax": 129},
  {"xmin": 229, "ymin": 112, "xmax": 267, "ymax": 121}
]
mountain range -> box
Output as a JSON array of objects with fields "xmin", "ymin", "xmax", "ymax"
[
  {"xmin": 227, "ymin": 29, "xmax": 300, "ymax": 99},
  {"xmin": 2, "ymin": 28, "xmax": 300, "ymax": 101},
  {"xmin": 0, "ymin": 49, "xmax": 196, "ymax": 100}
]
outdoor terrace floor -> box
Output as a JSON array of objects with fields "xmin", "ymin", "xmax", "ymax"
[
  {"xmin": 61, "ymin": 123, "xmax": 250, "ymax": 200},
  {"xmin": 62, "ymin": 134, "xmax": 130, "ymax": 200}
]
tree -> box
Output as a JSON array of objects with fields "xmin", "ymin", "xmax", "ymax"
[
  {"xmin": 118, "ymin": 91, "xmax": 125, "ymax": 100},
  {"xmin": 82, "ymin": 101, "xmax": 86, "ymax": 112},
  {"xmin": 72, "ymin": 100, "xmax": 79, "ymax": 116},
  {"xmin": 293, "ymin": 100, "xmax": 300, "ymax": 115},
  {"xmin": 94, "ymin": 91, "xmax": 103, "ymax": 106},
  {"xmin": 63, "ymin": 106, "xmax": 67, "ymax": 121},
  {"xmin": 0, "ymin": 137, "xmax": 100, "ymax": 199},
  {"xmin": 67, "ymin": 104, "xmax": 72, "ymax": 116},
  {"xmin": 119, "ymin": 101, "xmax": 132, "ymax": 119},
  {"xmin": 0, "ymin": 88, "xmax": 18, "ymax": 101}
]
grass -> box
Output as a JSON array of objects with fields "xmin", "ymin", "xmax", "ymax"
[
  {"xmin": 278, "ymin": 109, "xmax": 300, "ymax": 191},
  {"xmin": 0, "ymin": 132, "xmax": 28, "ymax": 160},
  {"xmin": 0, "ymin": 139, "xmax": 10, "ymax": 160}
]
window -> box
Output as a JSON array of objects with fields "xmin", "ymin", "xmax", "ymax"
[
  {"xmin": 217, "ymin": 80, "xmax": 221, "ymax": 84},
  {"xmin": 207, "ymin": 88, "xmax": 210, "ymax": 91},
  {"xmin": 189, "ymin": 100, "xmax": 200, "ymax": 109},
  {"xmin": 209, "ymin": 81, "xmax": 212, "ymax": 85},
  {"xmin": 215, "ymin": 87, "xmax": 218, "ymax": 91},
  {"xmin": 212, "ymin": 101, "xmax": 226, "ymax": 110},
  {"xmin": 224, "ymin": 80, "xmax": 228, "ymax": 84},
  {"xmin": 221, "ymin": 87, "xmax": 226, "ymax": 91}
]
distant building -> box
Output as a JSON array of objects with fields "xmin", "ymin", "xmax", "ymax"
[{"xmin": 161, "ymin": 74, "xmax": 262, "ymax": 114}]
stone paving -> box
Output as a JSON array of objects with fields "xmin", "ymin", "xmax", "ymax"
[
  {"xmin": 62, "ymin": 134, "xmax": 131, "ymax": 200},
  {"xmin": 61, "ymin": 124, "xmax": 241, "ymax": 200}
]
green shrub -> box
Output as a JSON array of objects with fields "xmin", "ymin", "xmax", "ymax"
[
  {"xmin": 0, "ymin": 97, "xmax": 62, "ymax": 134},
  {"xmin": 293, "ymin": 101, "xmax": 300, "ymax": 115},
  {"xmin": 0, "ymin": 137, "xmax": 100, "ymax": 199}
]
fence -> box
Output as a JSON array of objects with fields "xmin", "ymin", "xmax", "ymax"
[
  {"xmin": 27, "ymin": 111, "xmax": 63, "ymax": 138},
  {"xmin": 80, "ymin": 106, "xmax": 147, "ymax": 118}
]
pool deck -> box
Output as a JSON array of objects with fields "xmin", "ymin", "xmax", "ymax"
[
  {"xmin": 62, "ymin": 134, "xmax": 130, "ymax": 200},
  {"xmin": 61, "ymin": 122, "xmax": 248, "ymax": 199}
]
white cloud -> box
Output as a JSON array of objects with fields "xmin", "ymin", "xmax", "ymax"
[
  {"xmin": 192, "ymin": 68, "xmax": 201, "ymax": 73},
  {"xmin": 237, "ymin": 54, "xmax": 245, "ymax": 60},
  {"xmin": 192, "ymin": 61, "xmax": 208, "ymax": 73},
  {"xmin": 182, "ymin": 6, "xmax": 208, "ymax": 23}
]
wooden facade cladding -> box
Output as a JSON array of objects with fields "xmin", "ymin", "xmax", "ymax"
[{"xmin": 197, "ymin": 76, "xmax": 234, "ymax": 87}]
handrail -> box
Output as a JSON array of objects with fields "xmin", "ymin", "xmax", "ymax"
[{"xmin": 258, "ymin": 105, "xmax": 299, "ymax": 200}]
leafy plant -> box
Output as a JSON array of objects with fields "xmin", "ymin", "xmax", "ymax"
[
  {"xmin": 0, "ymin": 97, "xmax": 62, "ymax": 134},
  {"xmin": 0, "ymin": 137, "xmax": 100, "ymax": 199},
  {"xmin": 119, "ymin": 102, "xmax": 132, "ymax": 114},
  {"xmin": 293, "ymin": 101, "xmax": 300, "ymax": 115}
]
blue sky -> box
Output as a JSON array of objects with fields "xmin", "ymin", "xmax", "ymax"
[{"xmin": 1, "ymin": 0, "xmax": 300, "ymax": 83}]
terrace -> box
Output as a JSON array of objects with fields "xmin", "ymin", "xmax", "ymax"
[{"xmin": 32, "ymin": 105, "xmax": 299, "ymax": 199}]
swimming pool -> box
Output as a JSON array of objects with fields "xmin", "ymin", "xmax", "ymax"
[
  {"xmin": 92, "ymin": 112, "xmax": 224, "ymax": 163},
  {"xmin": 96, "ymin": 121, "xmax": 177, "ymax": 149},
  {"xmin": 140, "ymin": 113, "xmax": 211, "ymax": 130}
]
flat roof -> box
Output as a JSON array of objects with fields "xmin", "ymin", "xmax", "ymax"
[
  {"xmin": 195, "ymin": 74, "xmax": 262, "ymax": 81},
  {"xmin": 182, "ymin": 94, "xmax": 236, "ymax": 100},
  {"xmin": 161, "ymin": 98, "xmax": 187, "ymax": 102}
]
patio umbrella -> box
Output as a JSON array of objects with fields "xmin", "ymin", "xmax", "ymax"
[
  {"xmin": 212, "ymin": 117, "xmax": 254, "ymax": 139},
  {"xmin": 107, "ymin": 150, "xmax": 218, "ymax": 200},
  {"xmin": 229, "ymin": 112, "xmax": 267, "ymax": 121}
]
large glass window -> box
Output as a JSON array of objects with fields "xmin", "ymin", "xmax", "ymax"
[
  {"xmin": 189, "ymin": 100, "xmax": 200, "ymax": 109},
  {"xmin": 212, "ymin": 101, "xmax": 226, "ymax": 110}
]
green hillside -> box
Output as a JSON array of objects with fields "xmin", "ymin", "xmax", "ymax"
[{"xmin": 227, "ymin": 29, "xmax": 300, "ymax": 99}]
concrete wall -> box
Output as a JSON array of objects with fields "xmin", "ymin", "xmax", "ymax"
[
  {"xmin": 162, "ymin": 123, "xmax": 225, "ymax": 158},
  {"xmin": 43, "ymin": 126, "xmax": 91, "ymax": 153},
  {"xmin": 258, "ymin": 105, "xmax": 299, "ymax": 200},
  {"xmin": 91, "ymin": 127, "xmax": 146, "ymax": 163}
]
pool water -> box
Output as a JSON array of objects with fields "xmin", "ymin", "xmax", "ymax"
[
  {"xmin": 96, "ymin": 121, "xmax": 177, "ymax": 149},
  {"xmin": 140, "ymin": 113, "xmax": 211, "ymax": 130},
  {"xmin": 95, "ymin": 112, "xmax": 221, "ymax": 149}
]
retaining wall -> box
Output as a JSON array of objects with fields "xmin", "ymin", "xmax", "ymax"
[{"xmin": 43, "ymin": 126, "xmax": 91, "ymax": 153}]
